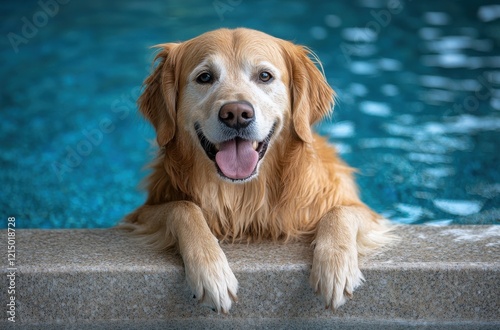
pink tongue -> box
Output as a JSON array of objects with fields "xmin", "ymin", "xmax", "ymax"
[{"xmin": 215, "ymin": 139, "xmax": 258, "ymax": 180}]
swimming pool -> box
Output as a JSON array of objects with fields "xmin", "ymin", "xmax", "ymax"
[{"xmin": 1, "ymin": 0, "xmax": 499, "ymax": 228}]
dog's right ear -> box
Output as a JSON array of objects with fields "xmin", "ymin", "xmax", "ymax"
[{"xmin": 139, "ymin": 43, "xmax": 180, "ymax": 147}]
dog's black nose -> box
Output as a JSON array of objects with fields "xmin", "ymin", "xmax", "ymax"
[{"xmin": 219, "ymin": 102, "xmax": 255, "ymax": 129}]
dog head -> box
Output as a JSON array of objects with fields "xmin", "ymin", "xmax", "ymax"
[{"xmin": 139, "ymin": 28, "xmax": 335, "ymax": 182}]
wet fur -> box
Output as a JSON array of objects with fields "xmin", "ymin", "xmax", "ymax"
[{"xmin": 121, "ymin": 28, "xmax": 394, "ymax": 313}]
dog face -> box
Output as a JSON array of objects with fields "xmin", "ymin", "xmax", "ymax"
[
  {"xmin": 139, "ymin": 28, "xmax": 334, "ymax": 182},
  {"xmin": 180, "ymin": 31, "xmax": 289, "ymax": 182}
]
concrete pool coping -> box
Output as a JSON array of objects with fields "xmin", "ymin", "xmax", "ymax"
[{"xmin": 1, "ymin": 225, "xmax": 499, "ymax": 329}]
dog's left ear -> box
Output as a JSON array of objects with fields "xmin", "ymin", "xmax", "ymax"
[{"xmin": 281, "ymin": 43, "xmax": 335, "ymax": 143}]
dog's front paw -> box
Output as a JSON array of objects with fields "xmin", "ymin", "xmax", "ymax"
[
  {"xmin": 183, "ymin": 241, "xmax": 238, "ymax": 314},
  {"xmin": 310, "ymin": 246, "xmax": 364, "ymax": 311}
]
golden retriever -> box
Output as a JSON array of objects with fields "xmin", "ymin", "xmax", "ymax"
[{"xmin": 122, "ymin": 28, "xmax": 393, "ymax": 313}]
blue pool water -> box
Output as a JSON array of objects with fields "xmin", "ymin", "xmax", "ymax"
[{"xmin": 1, "ymin": 0, "xmax": 499, "ymax": 228}]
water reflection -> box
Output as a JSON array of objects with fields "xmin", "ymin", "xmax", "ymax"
[{"xmin": 0, "ymin": 0, "xmax": 498, "ymax": 227}]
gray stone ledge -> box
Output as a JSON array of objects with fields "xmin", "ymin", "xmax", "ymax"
[{"xmin": 1, "ymin": 225, "xmax": 499, "ymax": 329}]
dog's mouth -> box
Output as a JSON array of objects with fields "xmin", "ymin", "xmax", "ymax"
[{"xmin": 195, "ymin": 123, "xmax": 276, "ymax": 182}]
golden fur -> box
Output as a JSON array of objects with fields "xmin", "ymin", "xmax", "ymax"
[{"xmin": 121, "ymin": 28, "xmax": 394, "ymax": 313}]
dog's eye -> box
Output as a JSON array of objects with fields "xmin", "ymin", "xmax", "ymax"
[
  {"xmin": 196, "ymin": 72, "xmax": 214, "ymax": 84},
  {"xmin": 258, "ymin": 71, "xmax": 273, "ymax": 83}
]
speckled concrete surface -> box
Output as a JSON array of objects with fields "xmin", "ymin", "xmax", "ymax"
[{"xmin": 0, "ymin": 226, "xmax": 499, "ymax": 329}]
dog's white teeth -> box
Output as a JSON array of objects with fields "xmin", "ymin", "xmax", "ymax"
[
  {"xmin": 252, "ymin": 141, "xmax": 258, "ymax": 150},
  {"xmin": 215, "ymin": 144, "xmax": 220, "ymax": 151}
]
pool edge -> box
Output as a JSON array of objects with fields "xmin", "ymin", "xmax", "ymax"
[{"xmin": 1, "ymin": 225, "xmax": 499, "ymax": 328}]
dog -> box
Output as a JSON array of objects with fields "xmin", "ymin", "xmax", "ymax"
[{"xmin": 122, "ymin": 28, "xmax": 394, "ymax": 313}]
